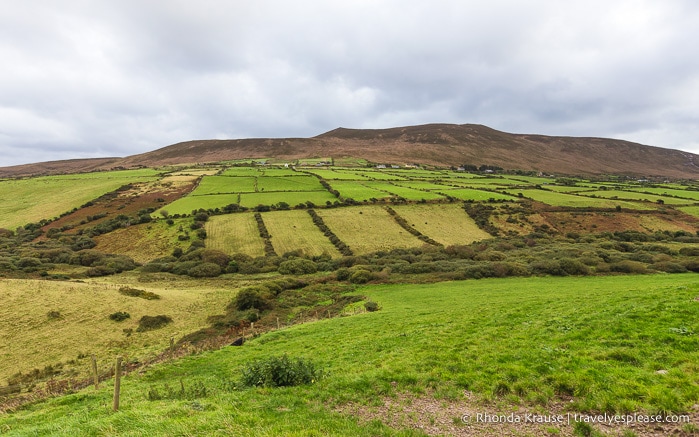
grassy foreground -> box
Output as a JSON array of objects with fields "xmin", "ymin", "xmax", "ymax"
[{"xmin": 1, "ymin": 274, "xmax": 698, "ymax": 435}]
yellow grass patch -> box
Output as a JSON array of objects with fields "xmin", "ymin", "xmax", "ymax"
[
  {"xmin": 262, "ymin": 210, "xmax": 341, "ymax": 257},
  {"xmin": 391, "ymin": 204, "xmax": 491, "ymax": 245},
  {"xmin": 0, "ymin": 277, "xmax": 236, "ymax": 383},
  {"xmin": 95, "ymin": 220, "xmax": 187, "ymax": 263},
  {"xmin": 317, "ymin": 206, "xmax": 424, "ymax": 254},
  {"xmin": 205, "ymin": 213, "xmax": 266, "ymax": 257}
]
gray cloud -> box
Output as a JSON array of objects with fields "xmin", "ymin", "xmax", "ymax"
[{"xmin": 0, "ymin": 0, "xmax": 697, "ymax": 166}]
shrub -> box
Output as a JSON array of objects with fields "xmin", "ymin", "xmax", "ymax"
[
  {"xmin": 610, "ymin": 260, "xmax": 647, "ymax": 274},
  {"xmin": 109, "ymin": 311, "xmax": 131, "ymax": 322},
  {"xmin": 234, "ymin": 287, "xmax": 272, "ymax": 311},
  {"xmin": 349, "ymin": 269, "xmax": 373, "ymax": 284},
  {"xmin": 364, "ymin": 301, "xmax": 379, "ymax": 312},
  {"xmin": 87, "ymin": 265, "xmax": 116, "ymax": 277},
  {"xmin": 278, "ymin": 259, "xmax": 318, "ymax": 275},
  {"xmin": 240, "ymin": 355, "xmax": 325, "ymax": 388},
  {"xmin": 119, "ymin": 287, "xmax": 161, "ymax": 300},
  {"xmin": 188, "ymin": 262, "xmax": 222, "ymax": 277},
  {"xmin": 136, "ymin": 315, "xmax": 173, "ymax": 332},
  {"xmin": 559, "ymin": 258, "xmax": 590, "ymax": 276}
]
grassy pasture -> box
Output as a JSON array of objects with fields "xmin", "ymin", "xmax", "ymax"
[
  {"xmin": 205, "ymin": 214, "xmax": 266, "ymax": 257},
  {"xmin": 158, "ymin": 194, "xmax": 240, "ymax": 216},
  {"xmin": 258, "ymin": 168, "xmax": 299, "ymax": 177},
  {"xmin": 304, "ymin": 169, "xmax": 370, "ymax": 180},
  {"xmin": 679, "ymin": 206, "xmax": 699, "ymax": 218},
  {"xmin": 239, "ymin": 191, "xmax": 337, "ymax": 208},
  {"xmin": 512, "ymin": 189, "xmax": 655, "ymax": 209},
  {"xmin": 0, "ymin": 276, "xmax": 234, "ymax": 384},
  {"xmin": 362, "ymin": 182, "xmax": 445, "ymax": 201},
  {"xmin": 438, "ymin": 188, "xmax": 515, "ymax": 201},
  {"xmin": 340, "ymin": 170, "xmax": 407, "ymax": 181},
  {"xmin": 451, "ymin": 177, "xmax": 531, "ymax": 187},
  {"xmin": 256, "ymin": 176, "xmax": 324, "ymax": 192},
  {"xmin": 623, "ymin": 187, "xmax": 699, "ymax": 201},
  {"xmin": 543, "ymin": 185, "xmax": 598, "ymax": 193},
  {"xmin": 190, "ymin": 176, "xmax": 256, "ymax": 195},
  {"xmin": 391, "ymin": 203, "xmax": 491, "ymax": 245},
  {"xmin": 327, "ymin": 181, "xmax": 390, "ymax": 201},
  {"xmin": 0, "ymin": 170, "xmax": 159, "ymax": 230},
  {"xmin": 317, "ymin": 207, "xmax": 424, "ymax": 254},
  {"xmin": 392, "ymin": 180, "xmax": 452, "ymax": 191},
  {"xmin": 2, "ymin": 275, "xmax": 698, "ymax": 436},
  {"xmin": 584, "ymin": 190, "xmax": 695, "ymax": 205},
  {"xmin": 261, "ymin": 210, "xmax": 341, "ymax": 257},
  {"xmin": 219, "ymin": 167, "xmax": 261, "ymax": 177}
]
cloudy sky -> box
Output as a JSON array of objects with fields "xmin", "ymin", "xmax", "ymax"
[{"xmin": 1, "ymin": 0, "xmax": 698, "ymax": 167}]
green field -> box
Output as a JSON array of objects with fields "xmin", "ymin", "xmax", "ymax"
[
  {"xmin": 304, "ymin": 169, "xmax": 371, "ymax": 180},
  {"xmin": 392, "ymin": 180, "xmax": 452, "ymax": 191},
  {"xmin": 391, "ymin": 203, "xmax": 491, "ymax": 245},
  {"xmin": 439, "ymin": 188, "xmax": 515, "ymax": 201},
  {"xmin": 339, "ymin": 170, "xmax": 407, "ymax": 181},
  {"xmin": 2, "ymin": 274, "xmax": 698, "ymax": 435},
  {"xmin": 256, "ymin": 176, "xmax": 325, "ymax": 192},
  {"xmin": 262, "ymin": 210, "xmax": 341, "ymax": 257},
  {"xmin": 361, "ymin": 182, "xmax": 445, "ymax": 201},
  {"xmin": 159, "ymin": 194, "xmax": 240, "ymax": 216},
  {"xmin": 239, "ymin": 191, "xmax": 337, "ymax": 208},
  {"xmin": 192, "ymin": 176, "xmax": 256, "ymax": 195},
  {"xmin": 205, "ymin": 214, "xmax": 266, "ymax": 257},
  {"xmin": 623, "ymin": 187, "xmax": 699, "ymax": 201},
  {"xmin": 327, "ymin": 181, "xmax": 390, "ymax": 201},
  {"xmin": 584, "ymin": 190, "xmax": 695, "ymax": 205},
  {"xmin": 0, "ymin": 169, "xmax": 159, "ymax": 230},
  {"xmin": 511, "ymin": 189, "xmax": 656, "ymax": 209},
  {"xmin": 317, "ymin": 207, "xmax": 424, "ymax": 254}
]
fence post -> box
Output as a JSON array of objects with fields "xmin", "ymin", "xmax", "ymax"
[
  {"xmin": 170, "ymin": 337, "xmax": 175, "ymax": 359},
  {"xmin": 276, "ymin": 317, "xmax": 280, "ymax": 330},
  {"xmin": 91, "ymin": 355, "xmax": 99, "ymax": 390},
  {"xmin": 113, "ymin": 356, "xmax": 122, "ymax": 412}
]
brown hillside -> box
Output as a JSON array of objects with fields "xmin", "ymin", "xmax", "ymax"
[{"xmin": 1, "ymin": 124, "xmax": 697, "ymax": 178}]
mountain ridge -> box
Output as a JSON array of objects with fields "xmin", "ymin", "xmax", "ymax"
[{"xmin": 1, "ymin": 123, "xmax": 697, "ymax": 178}]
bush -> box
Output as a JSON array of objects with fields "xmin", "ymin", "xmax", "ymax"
[
  {"xmin": 109, "ymin": 311, "xmax": 131, "ymax": 322},
  {"xmin": 136, "ymin": 315, "xmax": 173, "ymax": 332},
  {"xmin": 240, "ymin": 355, "xmax": 325, "ymax": 388},
  {"xmin": 119, "ymin": 287, "xmax": 161, "ymax": 300},
  {"xmin": 349, "ymin": 269, "xmax": 373, "ymax": 284},
  {"xmin": 609, "ymin": 260, "xmax": 647, "ymax": 274},
  {"xmin": 188, "ymin": 262, "xmax": 222, "ymax": 277},
  {"xmin": 364, "ymin": 301, "xmax": 379, "ymax": 312},
  {"xmin": 278, "ymin": 258, "xmax": 318, "ymax": 275},
  {"xmin": 234, "ymin": 287, "xmax": 272, "ymax": 311}
]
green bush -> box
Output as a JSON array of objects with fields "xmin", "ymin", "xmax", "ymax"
[
  {"xmin": 364, "ymin": 301, "xmax": 379, "ymax": 312},
  {"xmin": 109, "ymin": 311, "xmax": 131, "ymax": 322},
  {"xmin": 136, "ymin": 315, "xmax": 173, "ymax": 332},
  {"xmin": 240, "ymin": 355, "xmax": 325, "ymax": 388},
  {"xmin": 234, "ymin": 287, "xmax": 272, "ymax": 311},
  {"xmin": 349, "ymin": 269, "xmax": 373, "ymax": 284},
  {"xmin": 188, "ymin": 262, "xmax": 222, "ymax": 277},
  {"xmin": 119, "ymin": 287, "xmax": 161, "ymax": 300},
  {"xmin": 278, "ymin": 258, "xmax": 318, "ymax": 275}
]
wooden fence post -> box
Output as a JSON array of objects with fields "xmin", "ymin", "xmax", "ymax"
[
  {"xmin": 276, "ymin": 317, "xmax": 280, "ymax": 330},
  {"xmin": 113, "ymin": 357, "xmax": 122, "ymax": 412},
  {"xmin": 91, "ymin": 355, "xmax": 99, "ymax": 390}
]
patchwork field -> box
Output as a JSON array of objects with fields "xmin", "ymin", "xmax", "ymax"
[
  {"xmin": 261, "ymin": 210, "xmax": 341, "ymax": 257},
  {"xmin": 317, "ymin": 207, "xmax": 424, "ymax": 254},
  {"xmin": 0, "ymin": 169, "xmax": 160, "ymax": 230},
  {"xmin": 204, "ymin": 214, "xmax": 266, "ymax": 257},
  {"xmin": 326, "ymin": 181, "xmax": 390, "ymax": 201},
  {"xmin": 584, "ymin": 189, "xmax": 695, "ymax": 205},
  {"xmin": 159, "ymin": 193, "xmax": 240, "ymax": 215},
  {"xmin": 391, "ymin": 203, "xmax": 491, "ymax": 245},
  {"xmin": 362, "ymin": 182, "xmax": 445, "ymax": 200},
  {"xmin": 439, "ymin": 188, "xmax": 515, "ymax": 201}
]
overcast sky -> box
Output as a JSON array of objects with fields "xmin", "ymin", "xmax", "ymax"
[{"xmin": 1, "ymin": 0, "xmax": 698, "ymax": 167}]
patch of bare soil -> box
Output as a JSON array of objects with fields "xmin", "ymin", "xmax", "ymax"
[{"xmin": 335, "ymin": 391, "xmax": 699, "ymax": 436}]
